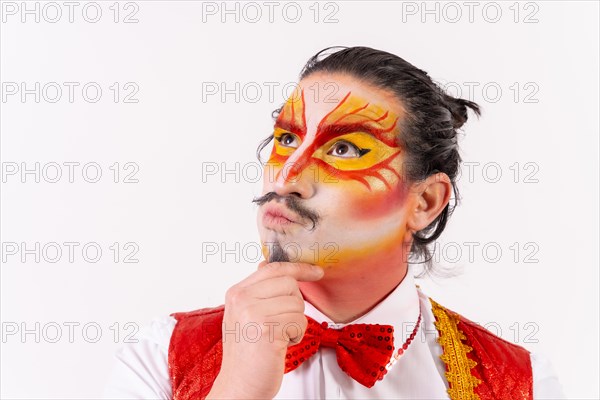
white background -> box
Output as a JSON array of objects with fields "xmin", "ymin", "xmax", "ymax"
[{"xmin": 1, "ymin": 1, "xmax": 598, "ymax": 398}]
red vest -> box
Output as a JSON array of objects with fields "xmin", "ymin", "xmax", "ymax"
[{"xmin": 168, "ymin": 299, "xmax": 533, "ymax": 400}]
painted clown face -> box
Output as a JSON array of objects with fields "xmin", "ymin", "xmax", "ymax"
[{"xmin": 256, "ymin": 72, "xmax": 418, "ymax": 278}]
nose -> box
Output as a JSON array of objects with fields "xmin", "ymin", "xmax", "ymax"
[{"xmin": 272, "ymin": 151, "xmax": 316, "ymax": 199}]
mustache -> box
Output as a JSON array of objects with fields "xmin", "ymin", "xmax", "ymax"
[{"xmin": 252, "ymin": 192, "xmax": 321, "ymax": 231}]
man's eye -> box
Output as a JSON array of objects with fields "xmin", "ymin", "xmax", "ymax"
[
  {"xmin": 276, "ymin": 133, "xmax": 299, "ymax": 148},
  {"xmin": 327, "ymin": 140, "xmax": 371, "ymax": 158}
]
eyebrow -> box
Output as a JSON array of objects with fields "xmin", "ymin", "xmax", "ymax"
[
  {"xmin": 274, "ymin": 118, "xmax": 305, "ymax": 136},
  {"xmin": 319, "ymin": 120, "xmax": 390, "ymax": 138}
]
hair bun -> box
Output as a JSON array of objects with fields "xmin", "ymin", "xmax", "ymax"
[{"xmin": 446, "ymin": 96, "xmax": 482, "ymax": 129}]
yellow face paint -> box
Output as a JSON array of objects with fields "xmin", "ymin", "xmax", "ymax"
[
  {"xmin": 257, "ymin": 75, "xmax": 415, "ymax": 277},
  {"xmin": 273, "ymin": 127, "xmax": 301, "ymax": 158},
  {"xmin": 312, "ymin": 132, "xmax": 400, "ymax": 171},
  {"xmin": 268, "ymin": 89, "xmax": 403, "ymax": 190}
]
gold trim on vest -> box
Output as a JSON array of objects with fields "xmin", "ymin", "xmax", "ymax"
[{"xmin": 430, "ymin": 297, "xmax": 482, "ymax": 400}]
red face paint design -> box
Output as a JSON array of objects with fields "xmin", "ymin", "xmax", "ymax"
[
  {"xmin": 258, "ymin": 78, "xmax": 416, "ymax": 273},
  {"xmin": 268, "ymin": 89, "xmax": 403, "ymax": 191}
]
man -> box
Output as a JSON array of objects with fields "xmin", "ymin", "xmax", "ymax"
[{"xmin": 104, "ymin": 46, "xmax": 565, "ymax": 399}]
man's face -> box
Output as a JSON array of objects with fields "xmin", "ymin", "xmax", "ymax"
[{"xmin": 256, "ymin": 72, "xmax": 417, "ymax": 277}]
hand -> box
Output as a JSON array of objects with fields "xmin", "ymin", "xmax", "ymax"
[{"xmin": 206, "ymin": 261, "xmax": 324, "ymax": 400}]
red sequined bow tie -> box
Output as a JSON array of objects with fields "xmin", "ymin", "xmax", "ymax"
[{"xmin": 283, "ymin": 315, "xmax": 396, "ymax": 388}]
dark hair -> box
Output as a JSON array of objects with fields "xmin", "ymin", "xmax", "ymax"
[{"xmin": 257, "ymin": 46, "xmax": 481, "ymax": 276}]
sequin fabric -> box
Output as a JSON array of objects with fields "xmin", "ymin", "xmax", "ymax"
[
  {"xmin": 168, "ymin": 305, "xmax": 225, "ymax": 400},
  {"xmin": 429, "ymin": 298, "xmax": 533, "ymax": 400},
  {"xmin": 284, "ymin": 316, "xmax": 395, "ymax": 387}
]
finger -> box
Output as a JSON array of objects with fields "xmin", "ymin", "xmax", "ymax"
[
  {"xmin": 244, "ymin": 275, "xmax": 303, "ymax": 299},
  {"xmin": 275, "ymin": 313, "xmax": 308, "ymax": 344},
  {"xmin": 246, "ymin": 295, "xmax": 305, "ymax": 318},
  {"xmin": 259, "ymin": 312, "xmax": 308, "ymax": 344},
  {"xmin": 240, "ymin": 262, "xmax": 324, "ymax": 288}
]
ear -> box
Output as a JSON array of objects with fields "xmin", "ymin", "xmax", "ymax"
[{"xmin": 407, "ymin": 173, "xmax": 453, "ymax": 232}]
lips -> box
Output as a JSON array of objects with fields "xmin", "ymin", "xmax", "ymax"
[{"xmin": 262, "ymin": 203, "xmax": 300, "ymax": 226}]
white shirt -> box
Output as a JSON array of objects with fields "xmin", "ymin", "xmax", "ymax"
[{"xmin": 104, "ymin": 273, "xmax": 566, "ymax": 399}]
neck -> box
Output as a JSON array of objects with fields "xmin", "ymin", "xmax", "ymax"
[{"xmin": 298, "ymin": 263, "xmax": 409, "ymax": 324}]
